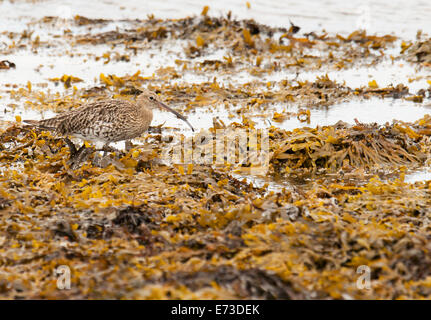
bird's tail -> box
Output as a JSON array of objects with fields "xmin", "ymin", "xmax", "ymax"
[{"xmin": 23, "ymin": 119, "xmax": 59, "ymax": 131}]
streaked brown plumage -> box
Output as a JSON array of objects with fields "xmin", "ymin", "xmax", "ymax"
[{"xmin": 24, "ymin": 90, "xmax": 194, "ymax": 150}]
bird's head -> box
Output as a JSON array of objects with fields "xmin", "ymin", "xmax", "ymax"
[{"xmin": 137, "ymin": 90, "xmax": 194, "ymax": 132}]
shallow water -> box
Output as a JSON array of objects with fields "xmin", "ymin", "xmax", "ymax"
[
  {"xmin": 154, "ymin": 96, "xmax": 431, "ymax": 135},
  {"xmin": 404, "ymin": 168, "xmax": 431, "ymax": 183},
  {"xmin": 1, "ymin": 0, "xmax": 430, "ymax": 39}
]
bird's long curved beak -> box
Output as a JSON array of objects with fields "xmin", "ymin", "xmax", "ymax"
[{"xmin": 158, "ymin": 101, "xmax": 195, "ymax": 132}]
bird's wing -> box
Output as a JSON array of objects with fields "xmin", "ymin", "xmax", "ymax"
[{"xmin": 31, "ymin": 99, "xmax": 136, "ymax": 136}]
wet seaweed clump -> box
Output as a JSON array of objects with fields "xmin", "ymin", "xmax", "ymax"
[
  {"xmin": 270, "ymin": 116, "xmax": 431, "ymax": 177},
  {"xmin": 0, "ymin": 60, "xmax": 16, "ymax": 70},
  {"xmin": 405, "ymin": 38, "xmax": 431, "ymax": 65}
]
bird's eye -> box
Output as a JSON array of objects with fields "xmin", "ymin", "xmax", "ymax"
[{"xmin": 149, "ymin": 96, "xmax": 155, "ymax": 101}]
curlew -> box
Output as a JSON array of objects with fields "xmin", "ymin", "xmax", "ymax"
[{"xmin": 24, "ymin": 90, "xmax": 194, "ymax": 156}]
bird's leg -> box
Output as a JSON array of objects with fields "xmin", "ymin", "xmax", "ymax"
[
  {"xmin": 102, "ymin": 144, "xmax": 117, "ymax": 154},
  {"xmin": 101, "ymin": 143, "xmax": 108, "ymax": 157},
  {"xmin": 125, "ymin": 140, "xmax": 133, "ymax": 152},
  {"xmin": 64, "ymin": 137, "xmax": 78, "ymax": 157},
  {"xmin": 76, "ymin": 143, "xmax": 87, "ymax": 155},
  {"xmin": 69, "ymin": 147, "xmax": 93, "ymax": 170},
  {"xmin": 65, "ymin": 137, "xmax": 89, "ymax": 160},
  {"xmin": 95, "ymin": 143, "xmax": 121, "ymax": 157},
  {"xmin": 65, "ymin": 139, "xmax": 93, "ymax": 169}
]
